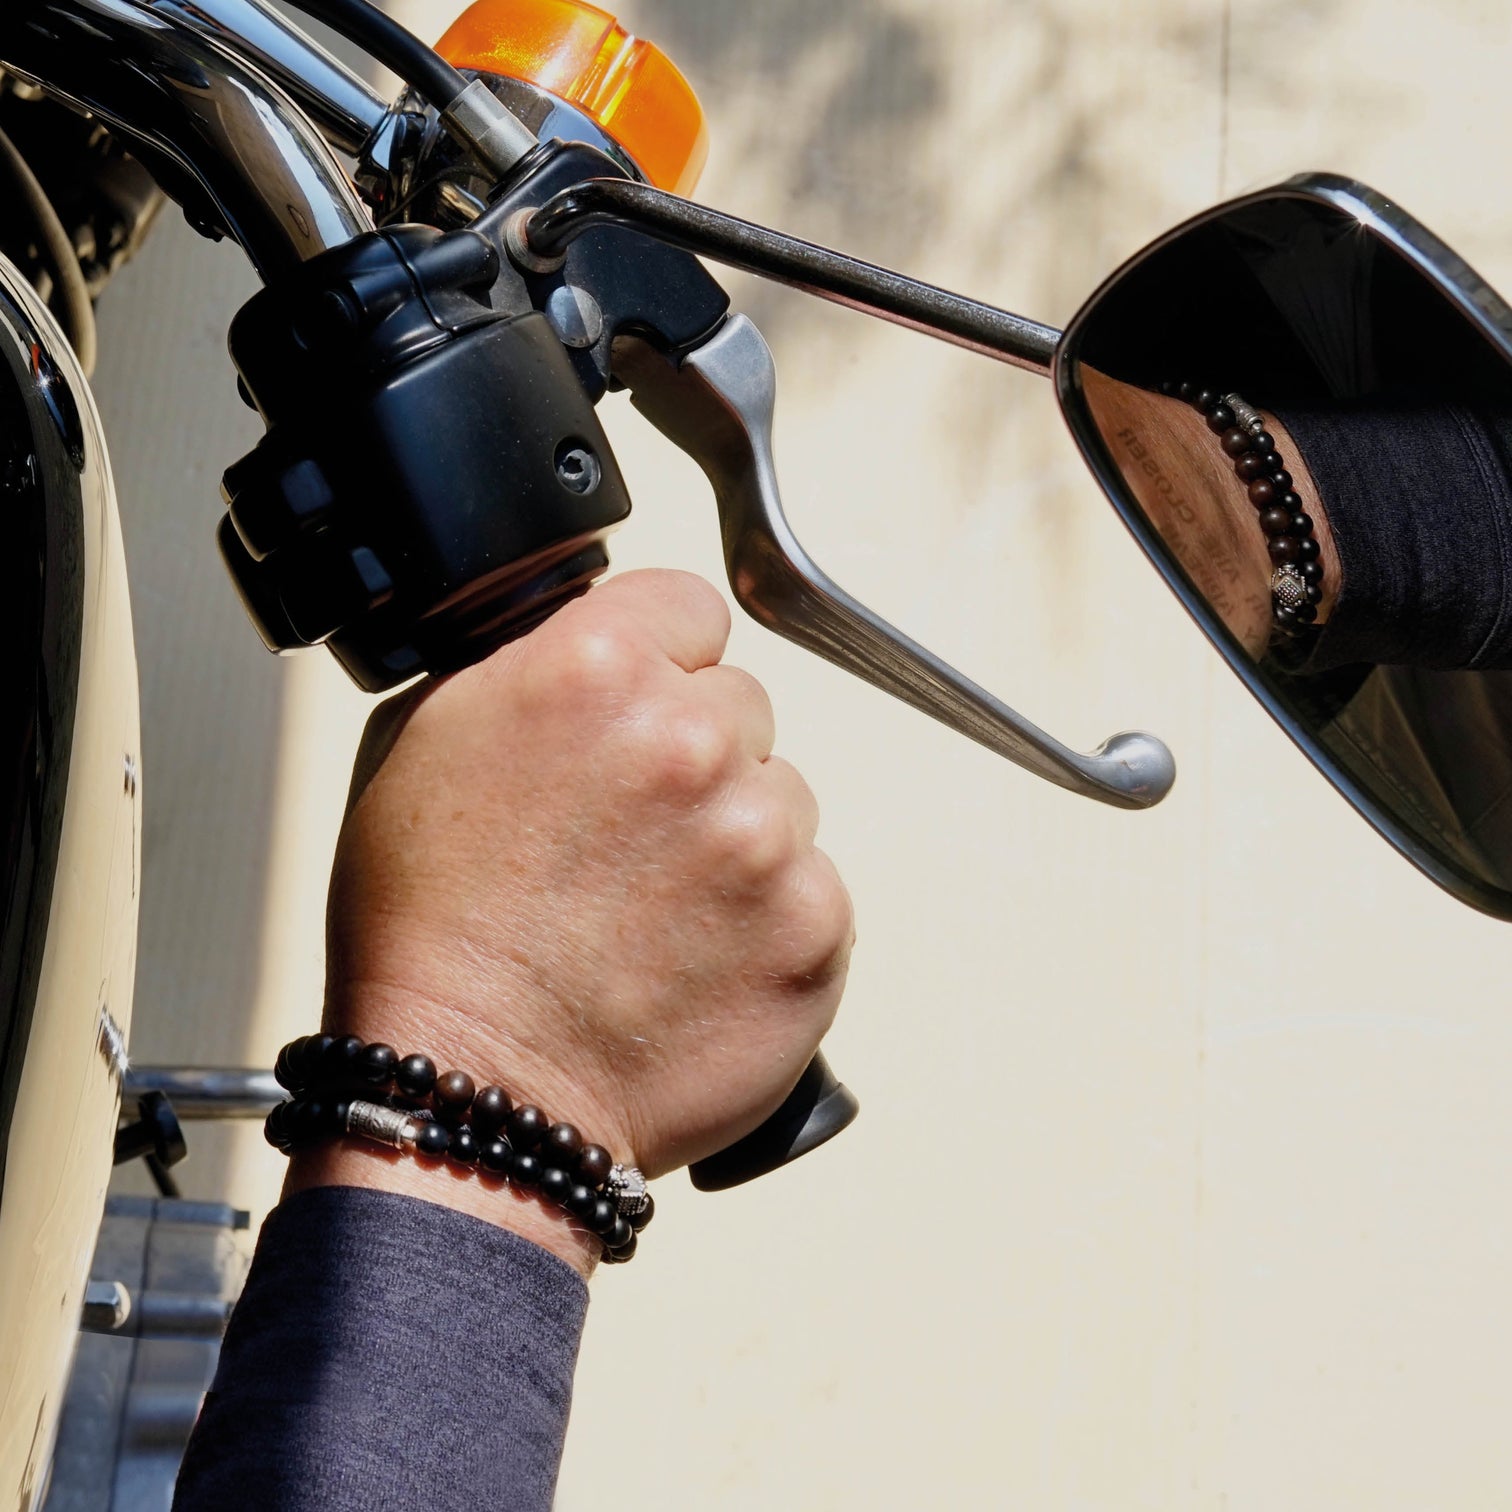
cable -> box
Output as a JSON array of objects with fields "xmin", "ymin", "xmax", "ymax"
[
  {"xmin": 275, "ymin": 0, "xmax": 469, "ymax": 112},
  {"xmin": 0, "ymin": 125, "xmax": 98, "ymax": 376}
]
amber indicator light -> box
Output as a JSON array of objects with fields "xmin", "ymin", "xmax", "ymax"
[{"xmin": 436, "ymin": 0, "xmax": 708, "ymax": 195}]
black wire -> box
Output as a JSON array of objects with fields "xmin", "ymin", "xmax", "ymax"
[
  {"xmin": 0, "ymin": 124, "xmax": 98, "ymax": 376},
  {"xmin": 276, "ymin": 0, "xmax": 469, "ymax": 112}
]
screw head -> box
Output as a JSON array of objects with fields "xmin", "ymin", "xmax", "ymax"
[{"xmin": 555, "ymin": 442, "xmax": 602, "ymax": 496}]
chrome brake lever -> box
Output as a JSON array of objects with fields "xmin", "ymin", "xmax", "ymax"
[{"xmin": 617, "ymin": 315, "xmax": 1176, "ymax": 809}]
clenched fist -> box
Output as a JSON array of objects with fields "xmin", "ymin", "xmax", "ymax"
[{"xmin": 287, "ymin": 570, "xmax": 854, "ymax": 1273}]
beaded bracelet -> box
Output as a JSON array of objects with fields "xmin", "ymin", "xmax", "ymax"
[
  {"xmin": 1164, "ymin": 382, "xmax": 1325, "ymax": 641},
  {"xmin": 267, "ymin": 1034, "xmax": 653, "ymax": 1264}
]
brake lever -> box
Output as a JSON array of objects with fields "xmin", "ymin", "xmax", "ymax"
[{"xmin": 616, "ymin": 315, "xmax": 1176, "ymax": 809}]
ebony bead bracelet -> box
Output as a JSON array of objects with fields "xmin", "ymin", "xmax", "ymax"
[
  {"xmin": 1164, "ymin": 381, "xmax": 1325, "ymax": 640},
  {"xmin": 268, "ymin": 1033, "xmax": 652, "ymax": 1264}
]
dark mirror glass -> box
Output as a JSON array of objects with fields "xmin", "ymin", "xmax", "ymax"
[{"xmin": 1057, "ymin": 177, "xmax": 1512, "ymax": 917}]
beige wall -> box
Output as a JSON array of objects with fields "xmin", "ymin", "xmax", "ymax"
[{"xmin": 93, "ymin": 1, "xmax": 1512, "ymax": 1506}]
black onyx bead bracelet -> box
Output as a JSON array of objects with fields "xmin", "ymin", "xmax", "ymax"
[
  {"xmin": 268, "ymin": 1034, "xmax": 653, "ymax": 1265},
  {"xmin": 1163, "ymin": 382, "xmax": 1325, "ymax": 640}
]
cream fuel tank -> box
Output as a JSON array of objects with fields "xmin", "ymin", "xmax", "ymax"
[{"xmin": 0, "ymin": 254, "xmax": 141, "ymax": 1504}]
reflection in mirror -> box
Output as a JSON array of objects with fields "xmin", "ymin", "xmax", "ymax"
[{"xmin": 1058, "ymin": 182, "xmax": 1512, "ymax": 915}]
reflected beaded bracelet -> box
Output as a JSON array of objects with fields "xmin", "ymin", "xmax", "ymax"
[
  {"xmin": 1165, "ymin": 382, "xmax": 1326, "ymax": 641},
  {"xmin": 266, "ymin": 1033, "xmax": 653, "ymax": 1264}
]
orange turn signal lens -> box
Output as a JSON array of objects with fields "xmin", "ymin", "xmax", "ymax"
[{"xmin": 435, "ymin": 0, "xmax": 708, "ymax": 196}]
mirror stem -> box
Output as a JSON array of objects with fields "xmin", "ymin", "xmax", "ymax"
[{"xmin": 521, "ymin": 178, "xmax": 1060, "ymax": 375}]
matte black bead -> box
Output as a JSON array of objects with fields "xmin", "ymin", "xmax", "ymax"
[
  {"xmin": 320, "ymin": 1034, "xmax": 365, "ymax": 1085},
  {"xmin": 610, "ymin": 1232, "xmax": 637, "ymax": 1263},
  {"xmin": 1251, "ymin": 430, "xmax": 1274, "ymax": 455},
  {"xmin": 1273, "ymin": 605, "xmax": 1299, "ymax": 628},
  {"xmin": 576, "ymin": 1144, "xmax": 613, "ymax": 1189},
  {"xmin": 1305, "ymin": 584, "xmax": 1323, "ymax": 605},
  {"xmin": 1290, "ymin": 512, "xmax": 1314, "ymax": 538},
  {"xmin": 448, "ymin": 1126, "xmax": 479, "ymax": 1165},
  {"xmin": 540, "ymin": 1166, "xmax": 573, "ymax": 1204},
  {"xmin": 510, "ymin": 1151, "xmax": 543, "ymax": 1186},
  {"xmin": 1260, "ymin": 452, "xmax": 1284, "ymax": 476},
  {"xmin": 292, "ymin": 1034, "xmax": 333, "ymax": 1089},
  {"xmin": 1248, "ymin": 478, "xmax": 1279, "ymax": 509},
  {"xmin": 471, "ymin": 1085, "xmax": 512, "ymax": 1134},
  {"xmin": 1235, "ymin": 453, "xmax": 1268, "ymax": 481},
  {"xmin": 1296, "ymin": 537, "xmax": 1321, "ymax": 562},
  {"xmin": 1301, "ymin": 561, "xmax": 1324, "ymax": 585},
  {"xmin": 330, "ymin": 1098, "xmax": 352, "ymax": 1133},
  {"xmin": 1280, "ymin": 491, "xmax": 1302, "ymax": 513},
  {"xmin": 395, "ymin": 1054, "xmax": 437, "ymax": 1099},
  {"xmin": 567, "ymin": 1183, "xmax": 599, "ymax": 1218},
  {"xmin": 507, "ymin": 1105, "xmax": 548, "ymax": 1149},
  {"xmin": 359, "ymin": 1042, "xmax": 399, "ymax": 1087},
  {"xmin": 274, "ymin": 1036, "xmax": 305, "ymax": 1092},
  {"xmin": 297, "ymin": 1097, "xmax": 330, "ymax": 1142},
  {"xmin": 1294, "ymin": 601, "xmax": 1318, "ymax": 624},
  {"xmin": 1177, "ymin": 381, "xmax": 1197, "ymax": 401},
  {"xmin": 545, "ymin": 1123, "xmax": 583, "ymax": 1167},
  {"xmin": 1259, "ymin": 505, "xmax": 1293, "ymax": 536},
  {"xmin": 1267, "ymin": 536, "xmax": 1299, "ymax": 565},
  {"xmin": 264, "ymin": 1101, "xmax": 294, "ymax": 1151},
  {"xmin": 1160, "ymin": 379, "xmax": 1178, "ymax": 395},
  {"xmin": 434, "ymin": 1070, "xmax": 476, "ymax": 1117},
  {"xmin": 629, "ymin": 1192, "xmax": 655, "ymax": 1232},
  {"xmin": 587, "ymin": 1198, "xmax": 618, "ymax": 1235},
  {"xmin": 479, "ymin": 1135, "xmax": 513, "ymax": 1174},
  {"xmin": 414, "ymin": 1120, "xmax": 451, "ymax": 1158},
  {"xmin": 1205, "ymin": 404, "xmax": 1235, "ymax": 434},
  {"xmin": 1221, "ymin": 427, "xmax": 1253, "ymax": 458},
  {"xmin": 1193, "ymin": 388, "xmax": 1219, "ymax": 412},
  {"xmin": 605, "ymin": 1217, "xmax": 633, "ymax": 1250}
]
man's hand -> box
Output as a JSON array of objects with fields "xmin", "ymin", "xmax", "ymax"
[{"xmin": 286, "ymin": 570, "xmax": 853, "ymax": 1273}]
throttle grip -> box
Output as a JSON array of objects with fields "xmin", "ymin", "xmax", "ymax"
[{"xmin": 688, "ymin": 1052, "xmax": 858, "ymax": 1190}]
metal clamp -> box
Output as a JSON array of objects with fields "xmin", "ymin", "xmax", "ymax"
[{"xmin": 617, "ymin": 316, "xmax": 1176, "ymax": 808}]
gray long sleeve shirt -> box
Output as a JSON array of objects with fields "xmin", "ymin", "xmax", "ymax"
[{"xmin": 172, "ymin": 1186, "xmax": 588, "ymax": 1511}]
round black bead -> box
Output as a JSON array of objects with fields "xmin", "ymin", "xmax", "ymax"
[
  {"xmin": 629, "ymin": 1193, "xmax": 655, "ymax": 1232},
  {"xmin": 1248, "ymin": 478, "xmax": 1279, "ymax": 509},
  {"xmin": 540, "ymin": 1166, "xmax": 573, "ymax": 1204},
  {"xmin": 1267, "ymin": 536, "xmax": 1299, "ymax": 565},
  {"xmin": 414, "ymin": 1120, "xmax": 451, "ymax": 1158},
  {"xmin": 609, "ymin": 1232, "xmax": 638, "ymax": 1263},
  {"xmin": 1301, "ymin": 561, "xmax": 1324, "ymax": 585},
  {"xmin": 471, "ymin": 1085, "xmax": 512, "ymax": 1134},
  {"xmin": 434, "ymin": 1070, "xmax": 476, "ymax": 1118},
  {"xmin": 1221, "ymin": 427, "xmax": 1253, "ymax": 458},
  {"xmin": 545, "ymin": 1123, "xmax": 583, "ymax": 1167},
  {"xmin": 296, "ymin": 1097, "xmax": 330, "ymax": 1142},
  {"xmin": 1160, "ymin": 379, "xmax": 1179, "ymax": 396},
  {"xmin": 1260, "ymin": 452, "xmax": 1284, "ymax": 476},
  {"xmin": 605, "ymin": 1217, "xmax": 633, "ymax": 1250},
  {"xmin": 1305, "ymin": 584, "xmax": 1323, "ymax": 605},
  {"xmin": 1251, "ymin": 430, "xmax": 1275, "ymax": 455},
  {"xmin": 447, "ymin": 1126, "xmax": 479, "ymax": 1165},
  {"xmin": 1193, "ymin": 388, "xmax": 1220, "ymax": 413},
  {"xmin": 507, "ymin": 1105, "xmax": 548, "ymax": 1150},
  {"xmin": 1177, "ymin": 381, "xmax": 1197, "ymax": 402},
  {"xmin": 1294, "ymin": 601, "xmax": 1318, "ymax": 624},
  {"xmin": 1205, "ymin": 404, "xmax": 1235, "ymax": 434},
  {"xmin": 1258, "ymin": 505, "xmax": 1293, "ymax": 537},
  {"xmin": 359, "ymin": 1042, "xmax": 398, "ymax": 1088},
  {"xmin": 510, "ymin": 1151, "xmax": 543, "ymax": 1186},
  {"xmin": 395, "ymin": 1054, "xmax": 437, "ymax": 1100},
  {"xmin": 576, "ymin": 1144, "xmax": 613, "ymax": 1189},
  {"xmin": 478, "ymin": 1135, "xmax": 513, "ymax": 1174},
  {"xmin": 1236, "ymin": 453, "xmax": 1268, "ymax": 482},
  {"xmin": 264, "ymin": 1101, "xmax": 294, "ymax": 1151},
  {"xmin": 1269, "ymin": 469, "xmax": 1293, "ymax": 492},
  {"xmin": 291, "ymin": 1034, "xmax": 333, "ymax": 1089},
  {"xmin": 1296, "ymin": 537, "xmax": 1321, "ymax": 562},
  {"xmin": 274, "ymin": 1036, "xmax": 306, "ymax": 1092},
  {"xmin": 587, "ymin": 1198, "xmax": 618, "ymax": 1235},
  {"xmin": 566, "ymin": 1183, "xmax": 599, "ymax": 1218},
  {"xmin": 1273, "ymin": 605, "xmax": 1299, "ymax": 629},
  {"xmin": 1290, "ymin": 512, "xmax": 1314, "ymax": 537},
  {"xmin": 1280, "ymin": 491, "xmax": 1302, "ymax": 513},
  {"xmin": 319, "ymin": 1034, "xmax": 365, "ymax": 1086}
]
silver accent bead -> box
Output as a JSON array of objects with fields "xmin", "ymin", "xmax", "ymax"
[
  {"xmin": 346, "ymin": 1098, "xmax": 419, "ymax": 1151},
  {"xmin": 1223, "ymin": 392, "xmax": 1267, "ymax": 435},
  {"xmin": 606, "ymin": 1163, "xmax": 649, "ymax": 1218},
  {"xmin": 1270, "ymin": 564, "xmax": 1308, "ymax": 610}
]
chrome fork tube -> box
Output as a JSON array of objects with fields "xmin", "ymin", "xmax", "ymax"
[{"xmin": 0, "ymin": 0, "xmax": 372, "ymax": 277}]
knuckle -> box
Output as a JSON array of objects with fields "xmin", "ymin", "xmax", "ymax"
[
  {"xmin": 714, "ymin": 801, "xmax": 796, "ymax": 884},
  {"xmin": 649, "ymin": 707, "xmax": 737, "ymax": 794},
  {"xmin": 537, "ymin": 620, "xmax": 643, "ymax": 701}
]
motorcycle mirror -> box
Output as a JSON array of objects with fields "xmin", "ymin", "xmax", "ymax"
[{"xmin": 1056, "ymin": 173, "xmax": 1512, "ymax": 918}]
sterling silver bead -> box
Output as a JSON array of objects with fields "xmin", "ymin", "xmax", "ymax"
[
  {"xmin": 1270, "ymin": 564, "xmax": 1309, "ymax": 610},
  {"xmin": 606, "ymin": 1163, "xmax": 649, "ymax": 1218},
  {"xmin": 1223, "ymin": 392, "xmax": 1267, "ymax": 436},
  {"xmin": 346, "ymin": 1099, "xmax": 419, "ymax": 1151}
]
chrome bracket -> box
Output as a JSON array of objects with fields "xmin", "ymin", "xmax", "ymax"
[{"xmin": 618, "ymin": 316, "xmax": 1176, "ymax": 808}]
